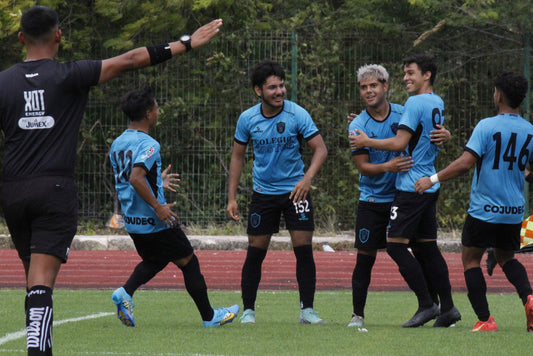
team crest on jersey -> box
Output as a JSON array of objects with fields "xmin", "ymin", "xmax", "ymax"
[
  {"xmin": 141, "ymin": 147, "xmax": 155, "ymax": 159},
  {"xmin": 358, "ymin": 228, "xmax": 370, "ymax": 243},
  {"xmin": 250, "ymin": 213, "xmax": 261, "ymax": 228},
  {"xmin": 276, "ymin": 122, "xmax": 285, "ymax": 134}
]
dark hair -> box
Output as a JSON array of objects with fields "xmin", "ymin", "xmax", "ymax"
[
  {"xmin": 20, "ymin": 6, "xmax": 59, "ymax": 39},
  {"xmin": 120, "ymin": 88, "xmax": 156, "ymax": 121},
  {"xmin": 494, "ymin": 71, "xmax": 528, "ymax": 109},
  {"xmin": 250, "ymin": 59, "xmax": 285, "ymax": 88},
  {"xmin": 403, "ymin": 54, "xmax": 438, "ymax": 85}
]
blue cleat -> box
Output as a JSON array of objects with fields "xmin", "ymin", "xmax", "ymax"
[
  {"xmin": 203, "ymin": 304, "xmax": 240, "ymax": 327},
  {"xmin": 240, "ymin": 309, "xmax": 256, "ymax": 324},
  {"xmin": 111, "ymin": 287, "xmax": 135, "ymax": 327},
  {"xmin": 299, "ymin": 308, "xmax": 325, "ymax": 324}
]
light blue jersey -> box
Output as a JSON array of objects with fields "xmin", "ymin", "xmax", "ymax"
[
  {"xmin": 396, "ymin": 93, "xmax": 444, "ymax": 193},
  {"xmin": 110, "ymin": 129, "xmax": 167, "ymax": 234},
  {"xmin": 234, "ymin": 100, "xmax": 319, "ymax": 194},
  {"xmin": 465, "ymin": 113, "xmax": 533, "ymax": 223},
  {"xmin": 349, "ymin": 103, "xmax": 403, "ymax": 202}
]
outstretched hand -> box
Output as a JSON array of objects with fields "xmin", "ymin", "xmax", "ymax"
[
  {"xmin": 191, "ymin": 19, "xmax": 223, "ymax": 50},
  {"xmin": 161, "ymin": 164, "xmax": 180, "ymax": 192}
]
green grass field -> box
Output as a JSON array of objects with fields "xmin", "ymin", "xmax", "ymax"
[{"xmin": 0, "ymin": 289, "xmax": 530, "ymax": 355}]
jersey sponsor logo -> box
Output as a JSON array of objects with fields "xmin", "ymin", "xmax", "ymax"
[
  {"xmin": 252, "ymin": 126, "xmax": 264, "ymax": 134},
  {"xmin": 18, "ymin": 116, "xmax": 55, "ymax": 130},
  {"xmin": 141, "ymin": 147, "xmax": 155, "ymax": 159},
  {"xmin": 24, "ymin": 89, "xmax": 45, "ymax": 113},
  {"xmin": 124, "ymin": 215, "xmax": 156, "ymax": 226},
  {"xmin": 358, "ymin": 228, "xmax": 370, "ymax": 243},
  {"xmin": 483, "ymin": 204, "xmax": 524, "ymax": 215},
  {"xmin": 277, "ymin": 122, "xmax": 285, "ymax": 133},
  {"xmin": 250, "ymin": 213, "xmax": 261, "ymax": 228}
]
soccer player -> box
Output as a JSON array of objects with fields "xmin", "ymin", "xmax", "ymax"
[
  {"xmin": 226, "ymin": 60, "xmax": 328, "ymax": 324},
  {"xmin": 415, "ymin": 71, "xmax": 533, "ymax": 332},
  {"xmin": 347, "ymin": 64, "xmax": 450, "ymax": 327},
  {"xmin": 350, "ymin": 54, "xmax": 461, "ymax": 328},
  {"xmin": 109, "ymin": 88, "xmax": 239, "ymax": 328},
  {"xmin": 0, "ymin": 5, "xmax": 221, "ymax": 354}
]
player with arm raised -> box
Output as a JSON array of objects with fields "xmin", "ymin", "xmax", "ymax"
[{"xmin": 0, "ymin": 5, "xmax": 221, "ymax": 355}]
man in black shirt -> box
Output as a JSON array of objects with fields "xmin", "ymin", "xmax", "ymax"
[{"xmin": 0, "ymin": 5, "xmax": 222, "ymax": 355}]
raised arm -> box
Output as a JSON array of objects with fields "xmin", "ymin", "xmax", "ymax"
[{"xmin": 99, "ymin": 19, "xmax": 223, "ymax": 83}]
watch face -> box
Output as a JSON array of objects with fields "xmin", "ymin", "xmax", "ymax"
[{"xmin": 181, "ymin": 35, "xmax": 191, "ymax": 42}]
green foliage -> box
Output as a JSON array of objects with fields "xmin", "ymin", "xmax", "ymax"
[{"xmin": 1, "ymin": 1, "xmax": 532, "ymax": 230}]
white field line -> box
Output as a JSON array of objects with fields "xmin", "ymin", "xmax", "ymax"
[{"xmin": 0, "ymin": 312, "xmax": 113, "ymax": 346}]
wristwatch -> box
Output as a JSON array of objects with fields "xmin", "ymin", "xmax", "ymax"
[{"xmin": 180, "ymin": 35, "xmax": 192, "ymax": 52}]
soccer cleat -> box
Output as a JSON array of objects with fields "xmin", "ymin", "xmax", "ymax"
[
  {"xmin": 203, "ymin": 304, "xmax": 239, "ymax": 327},
  {"xmin": 525, "ymin": 294, "xmax": 533, "ymax": 332},
  {"xmin": 402, "ymin": 304, "xmax": 439, "ymax": 328},
  {"xmin": 111, "ymin": 287, "xmax": 135, "ymax": 327},
  {"xmin": 486, "ymin": 248, "xmax": 497, "ymax": 276},
  {"xmin": 299, "ymin": 308, "xmax": 325, "ymax": 324},
  {"xmin": 240, "ymin": 308, "xmax": 256, "ymax": 324},
  {"xmin": 347, "ymin": 314, "xmax": 364, "ymax": 327},
  {"xmin": 472, "ymin": 316, "xmax": 498, "ymax": 332},
  {"xmin": 433, "ymin": 306, "xmax": 461, "ymax": 327}
]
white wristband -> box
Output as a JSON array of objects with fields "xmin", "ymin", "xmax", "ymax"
[{"xmin": 430, "ymin": 174, "xmax": 439, "ymax": 185}]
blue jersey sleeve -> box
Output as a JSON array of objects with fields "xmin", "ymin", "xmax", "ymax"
[{"xmin": 134, "ymin": 139, "xmax": 161, "ymax": 172}]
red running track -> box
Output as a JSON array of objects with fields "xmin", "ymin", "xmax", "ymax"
[{"xmin": 1, "ymin": 249, "xmax": 533, "ymax": 292}]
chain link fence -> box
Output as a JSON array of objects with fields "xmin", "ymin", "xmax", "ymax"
[{"xmin": 77, "ymin": 29, "xmax": 528, "ymax": 231}]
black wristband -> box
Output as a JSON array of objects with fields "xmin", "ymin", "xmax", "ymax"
[
  {"xmin": 526, "ymin": 173, "xmax": 533, "ymax": 184},
  {"xmin": 146, "ymin": 44, "xmax": 172, "ymax": 66}
]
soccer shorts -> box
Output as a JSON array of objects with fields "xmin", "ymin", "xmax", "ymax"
[
  {"xmin": 387, "ymin": 190, "xmax": 439, "ymax": 241},
  {"xmin": 129, "ymin": 226, "xmax": 194, "ymax": 264},
  {"xmin": 247, "ymin": 191, "xmax": 315, "ymax": 235},
  {"xmin": 354, "ymin": 201, "xmax": 391, "ymax": 250},
  {"xmin": 462, "ymin": 214, "xmax": 521, "ymax": 251},
  {"xmin": 0, "ymin": 176, "xmax": 78, "ymax": 262}
]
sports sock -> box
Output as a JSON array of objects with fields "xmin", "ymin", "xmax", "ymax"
[
  {"xmin": 241, "ymin": 246, "xmax": 267, "ymax": 310},
  {"xmin": 411, "ymin": 244, "xmax": 439, "ymax": 306},
  {"xmin": 123, "ymin": 260, "xmax": 167, "ymax": 296},
  {"xmin": 464, "ymin": 267, "xmax": 490, "ymax": 321},
  {"xmin": 26, "ymin": 285, "xmax": 53, "ymax": 356},
  {"xmin": 352, "ymin": 253, "xmax": 376, "ymax": 317},
  {"xmin": 294, "ymin": 244, "xmax": 316, "ymax": 309},
  {"xmin": 412, "ymin": 241, "xmax": 454, "ymax": 312},
  {"xmin": 502, "ymin": 259, "xmax": 533, "ymax": 305},
  {"xmin": 179, "ymin": 254, "xmax": 213, "ymax": 321},
  {"xmin": 387, "ymin": 242, "xmax": 434, "ymax": 308}
]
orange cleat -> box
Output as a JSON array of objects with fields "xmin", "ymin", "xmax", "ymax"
[{"xmin": 472, "ymin": 316, "xmax": 498, "ymax": 332}]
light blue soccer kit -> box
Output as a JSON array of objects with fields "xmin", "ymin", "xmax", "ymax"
[
  {"xmin": 349, "ymin": 103, "xmax": 404, "ymax": 203},
  {"xmin": 234, "ymin": 100, "xmax": 319, "ymax": 195},
  {"xmin": 395, "ymin": 93, "xmax": 445, "ymax": 193},
  {"xmin": 109, "ymin": 129, "xmax": 167, "ymax": 234},
  {"xmin": 465, "ymin": 113, "xmax": 533, "ymax": 224}
]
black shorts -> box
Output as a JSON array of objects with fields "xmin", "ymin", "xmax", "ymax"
[
  {"xmin": 129, "ymin": 226, "xmax": 194, "ymax": 264},
  {"xmin": 388, "ymin": 190, "xmax": 439, "ymax": 241},
  {"xmin": 462, "ymin": 214, "xmax": 521, "ymax": 251},
  {"xmin": 0, "ymin": 176, "xmax": 78, "ymax": 262},
  {"xmin": 354, "ymin": 201, "xmax": 391, "ymax": 250},
  {"xmin": 247, "ymin": 191, "xmax": 315, "ymax": 235}
]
